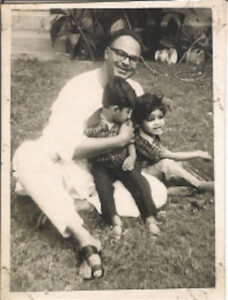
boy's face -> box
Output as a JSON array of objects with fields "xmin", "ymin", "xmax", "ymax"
[
  {"xmin": 112, "ymin": 106, "xmax": 132, "ymax": 124},
  {"xmin": 141, "ymin": 109, "xmax": 165, "ymax": 136}
]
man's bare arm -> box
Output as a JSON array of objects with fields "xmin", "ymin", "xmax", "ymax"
[{"xmin": 73, "ymin": 121, "xmax": 134, "ymax": 159}]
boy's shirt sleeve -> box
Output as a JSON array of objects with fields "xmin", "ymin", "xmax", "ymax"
[
  {"xmin": 85, "ymin": 115, "xmax": 127, "ymax": 167},
  {"xmin": 135, "ymin": 134, "xmax": 165, "ymax": 164},
  {"xmin": 84, "ymin": 108, "xmax": 107, "ymax": 137}
]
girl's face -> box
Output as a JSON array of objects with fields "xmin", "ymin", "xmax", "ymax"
[{"xmin": 141, "ymin": 109, "xmax": 165, "ymax": 136}]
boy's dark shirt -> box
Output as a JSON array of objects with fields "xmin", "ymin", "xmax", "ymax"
[{"xmin": 84, "ymin": 108, "xmax": 128, "ymax": 168}]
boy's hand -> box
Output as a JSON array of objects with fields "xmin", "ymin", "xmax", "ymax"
[
  {"xmin": 118, "ymin": 121, "xmax": 134, "ymax": 146},
  {"xmin": 197, "ymin": 151, "xmax": 212, "ymax": 161},
  {"xmin": 122, "ymin": 156, "xmax": 136, "ymax": 171}
]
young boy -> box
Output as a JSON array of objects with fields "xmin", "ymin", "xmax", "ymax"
[
  {"xmin": 84, "ymin": 77, "xmax": 160, "ymax": 239},
  {"xmin": 132, "ymin": 93, "xmax": 214, "ymax": 193}
]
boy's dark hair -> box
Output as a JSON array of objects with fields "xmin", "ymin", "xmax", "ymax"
[
  {"xmin": 102, "ymin": 76, "xmax": 137, "ymax": 109},
  {"xmin": 107, "ymin": 28, "xmax": 144, "ymax": 53},
  {"xmin": 132, "ymin": 93, "xmax": 170, "ymax": 124}
]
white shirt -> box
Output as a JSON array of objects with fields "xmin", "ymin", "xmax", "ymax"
[{"xmin": 41, "ymin": 68, "xmax": 144, "ymax": 161}]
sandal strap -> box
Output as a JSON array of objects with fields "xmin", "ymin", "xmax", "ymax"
[
  {"xmin": 91, "ymin": 265, "xmax": 104, "ymax": 280},
  {"xmin": 79, "ymin": 245, "xmax": 99, "ymax": 261},
  {"xmin": 83, "ymin": 264, "xmax": 104, "ymax": 281},
  {"xmin": 79, "ymin": 245, "xmax": 104, "ymax": 279}
]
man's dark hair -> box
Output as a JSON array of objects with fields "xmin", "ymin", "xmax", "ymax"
[
  {"xmin": 102, "ymin": 76, "xmax": 137, "ymax": 109},
  {"xmin": 132, "ymin": 93, "xmax": 170, "ymax": 124},
  {"xmin": 107, "ymin": 28, "xmax": 143, "ymax": 52}
]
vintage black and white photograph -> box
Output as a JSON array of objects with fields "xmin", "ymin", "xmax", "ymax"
[{"xmin": 1, "ymin": 1, "xmax": 225, "ymax": 299}]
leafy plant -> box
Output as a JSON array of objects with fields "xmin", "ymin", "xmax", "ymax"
[
  {"xmin": 50, "ymin": 9, "xmax": 212, "ymax": 62},
  {"xmin": 50, "ymin": 9, "xmax": 133, "ymax": 60},
  {"xmin": 50, "ymin": 9, "xmax": 99, "ymax": 60}
]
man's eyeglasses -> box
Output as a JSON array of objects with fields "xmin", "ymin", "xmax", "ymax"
[{"xmin": 109, "ymin": 47, "xmax": 142, "ymax": 65}]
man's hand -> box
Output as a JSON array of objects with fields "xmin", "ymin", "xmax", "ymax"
[
  {"xmin": 122, "ymin": 156, "xmax": 136, "ymax": 171},
  {"xmin": 197, "ymin": 151, "xmax": 212, "ymax": 161},
  {"xmin": 118, "ymin": 121, "xmax": 134, "ymax": 147}
]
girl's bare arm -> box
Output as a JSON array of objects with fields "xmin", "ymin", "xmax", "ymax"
[{"xmin": 160, "ymin": 149, "xmax": 212, "ymax": 161}]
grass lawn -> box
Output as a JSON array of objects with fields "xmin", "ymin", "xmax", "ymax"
[{"xmin": 10, "ymin": 57, "xmax": 215, "ymax": 291}]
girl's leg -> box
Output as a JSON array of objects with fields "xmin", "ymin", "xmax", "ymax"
[
  {"xmin": 145, "ymin": 159, "xmax": 201, "ymax": 187},
  {"xmin": 144, "ymin": 159, "xmax": 214, "ymax": 193}
]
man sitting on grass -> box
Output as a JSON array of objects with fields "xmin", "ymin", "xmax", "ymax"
[{"xmin": 13, "ymin": 29, "xmax": 167, "ymax": 280}]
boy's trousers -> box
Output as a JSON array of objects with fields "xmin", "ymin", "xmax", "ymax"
[{"xmin": 91, "ymin": 164, "xmax": 157, "ymax": 225}]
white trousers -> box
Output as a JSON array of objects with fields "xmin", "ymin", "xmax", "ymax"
[{"xmin": 13, "ymin": 140, "xmax": 167, "ymax": 237}]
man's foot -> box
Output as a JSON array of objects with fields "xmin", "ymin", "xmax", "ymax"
[
  {"xmin": 79, "ymin": 245, "xmax": 104, "ymax": 280},
  {"xmin": 146, "ymin": 216, "xmax": 161, "ymax": 236},
  {"xmin": 197, "ymin": 181, "xmax": 214, "ymax": 193},
  {"xmin": 79, "ymin": 259, "xmax": 93, "ymax": 280}
]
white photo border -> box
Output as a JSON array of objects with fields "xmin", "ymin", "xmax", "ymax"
[{"xmin": 1, "ymin": 1, "xmax": 226, "ymax": 299}]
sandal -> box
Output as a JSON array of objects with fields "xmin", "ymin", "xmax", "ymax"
[{"xmin": 79, "ymin": 245, "xmax": 104, "ymax": 280}]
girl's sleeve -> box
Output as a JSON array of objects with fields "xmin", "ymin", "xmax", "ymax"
[{"xmin": 135, "ymin": 136, "xmax": 164, "ymax": 163}]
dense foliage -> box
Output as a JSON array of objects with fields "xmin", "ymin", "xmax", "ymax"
[{"xmin": 50, "ymin": 9, "xmax": 212, "ymax": 61}]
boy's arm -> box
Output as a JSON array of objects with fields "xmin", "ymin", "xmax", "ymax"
[
  {"xmin": 160, "ymin": 149, "xmax": 212, "ymax": 161},
  {"xmin": 122, "ymin": 143, "xmax": 137, "ymax": 171},
  {"xmin": 128, "ymin": 143, "xmax": 137, "ymax": 160}
]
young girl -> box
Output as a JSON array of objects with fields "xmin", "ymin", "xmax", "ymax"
[{"xmin": 132, "ymin": 93, "xmax": 214, "ymax": 193}]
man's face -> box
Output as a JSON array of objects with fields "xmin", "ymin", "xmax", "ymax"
[{"xmin": 105, "ymin": 35, "xmax": 141, "ymax": 80}]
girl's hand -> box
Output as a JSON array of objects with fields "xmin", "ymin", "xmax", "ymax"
[
  {"xmin": 197, "ymin": 151, "xmax": 212, "ymax": 161},
  {"xmin": 122, "ymin": 156, "xmax": 136, "ymax": 171}
]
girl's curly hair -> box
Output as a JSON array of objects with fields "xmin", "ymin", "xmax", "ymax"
[{"xmin": 132, "ymin": 93, "xmax": 171, "ymax": 124}]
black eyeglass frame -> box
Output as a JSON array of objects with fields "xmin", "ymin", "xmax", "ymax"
[{"xmin": 109, "ymin": 46, "xmax": 142, "ymax": 65}]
